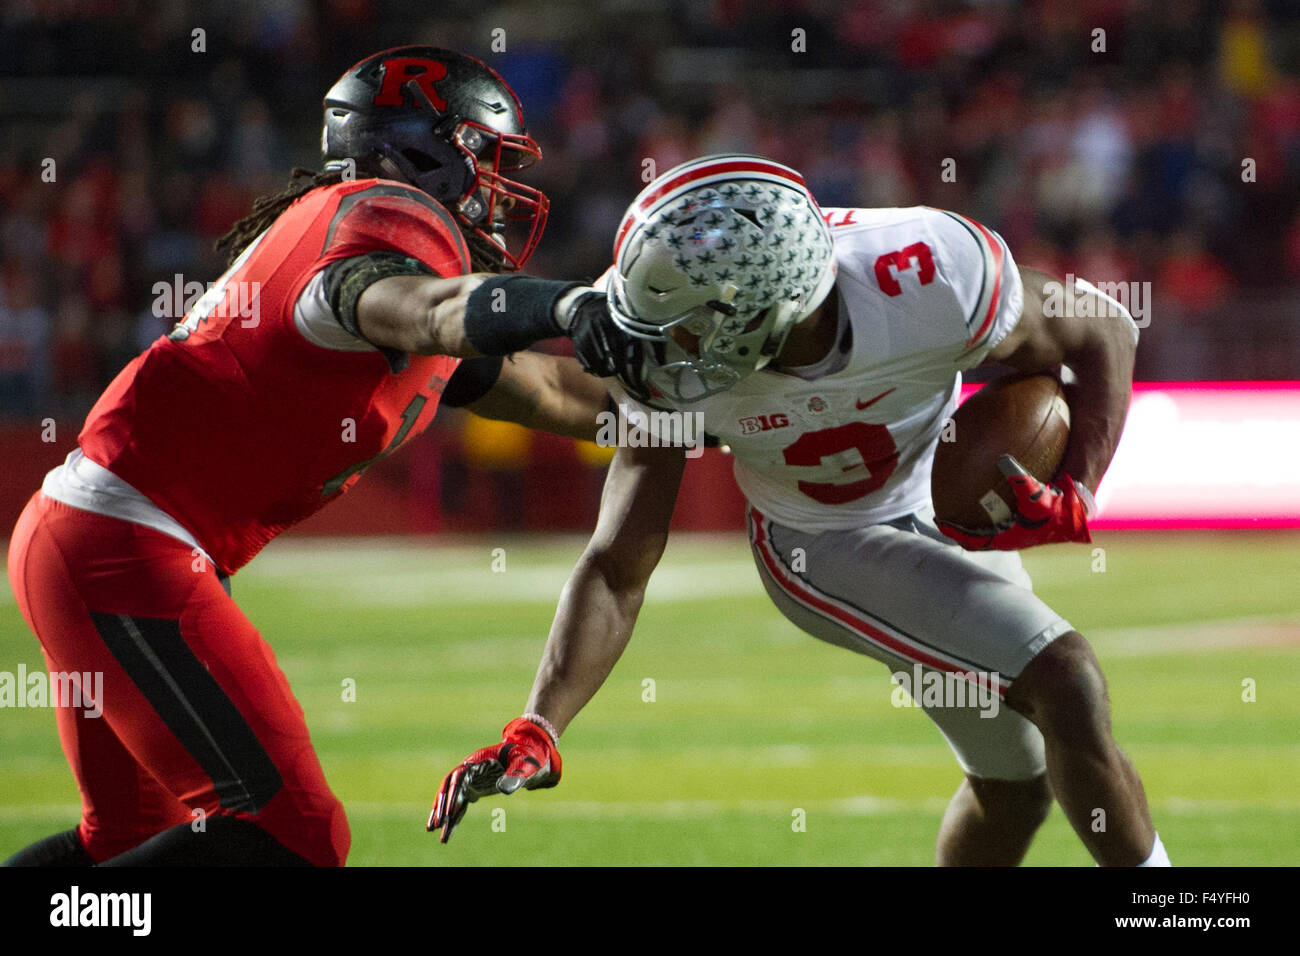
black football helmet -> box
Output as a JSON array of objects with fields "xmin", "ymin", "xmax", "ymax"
[{"xmin": 321, "ymin": 46, "xmax": 548, "ymax": 272}]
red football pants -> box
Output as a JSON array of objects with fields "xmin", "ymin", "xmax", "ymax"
[{"xmin": 7, "ymin": 493, "xmax": 350, "ymax": 866}]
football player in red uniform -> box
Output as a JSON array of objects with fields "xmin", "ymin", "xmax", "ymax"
[{"xmin": 3, "ymin": 47, "xmax": 633, "ymax": 867}]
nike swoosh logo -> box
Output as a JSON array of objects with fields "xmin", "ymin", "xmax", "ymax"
[{"xmin": 856, "ymin": 388, "xmax": 895, "ymax": 410}]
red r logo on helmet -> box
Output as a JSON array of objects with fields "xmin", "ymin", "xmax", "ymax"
[{"xmin": 372, "ymin": 57, "xmax": 449, "ymax": 110}]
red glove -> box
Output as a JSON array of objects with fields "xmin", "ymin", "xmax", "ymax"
[
  {"xmin": 939, "ymin": 454, "xmax": 1095, "ymax": 551},
  {"xmin": 427, "ymin": 716, "xmax": 562, "ymax": 843}
]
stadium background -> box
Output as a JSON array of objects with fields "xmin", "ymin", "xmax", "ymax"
[{"xmin": 1, "ymin": 0, "xmax": 1297, "ymax": 866}]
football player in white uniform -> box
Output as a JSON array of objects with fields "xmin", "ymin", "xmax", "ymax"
[{"xmin": 431, "ymin": 155, "xmax": 1167, "ymax": 866}]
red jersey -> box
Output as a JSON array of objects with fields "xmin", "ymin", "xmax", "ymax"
[{"xmin": 79, "ymin": 179, "xmax": 469, "ymax": 574}]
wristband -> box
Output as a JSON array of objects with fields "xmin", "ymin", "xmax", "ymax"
[
  {"xmin": 463, "ymin": 276, "xmax": 579, "ymax": 356},
  {"xmin": 521, "ymin": 712, "xmax": 559, "ymax": 743}
]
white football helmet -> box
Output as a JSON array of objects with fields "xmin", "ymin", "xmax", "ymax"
[{"xmin": 608, "ymin": 154, "xmax": 837, "ymax": 403}]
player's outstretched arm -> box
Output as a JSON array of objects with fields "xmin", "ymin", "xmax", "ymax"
[
  {"xmin": 459, "ymin": 352, "xmax": 612, "ymax": 442},
  {"xmin": 523, "ymin": 442, "xmax": 686, "ymax": 733},
  {"xmin": 428, "ymin": 442, "xmax": 686, "ymax": 841},
  {"xmin": 354, "ymin": 272, "xmax": 489, "ymax": 356},
  {"xmin": 354, "ymin": 273, "xmax": 641, "ymax": 381},
  {"xmin": 985, "ymin": 266, "xmax": 1139, "ymax": 494}
]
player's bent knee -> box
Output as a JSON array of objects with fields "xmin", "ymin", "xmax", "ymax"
[
  {"xmin": 205, "ymin": 817, "xmax": 318, "ymax": 866},
  {"xmin": 95, "ymin": 816, "xmax": 317, "ymax": 866},
  {"xmin": 245, "ymin": 790, "xmax": 351, "ymax": 867},
  {"xmin": 969, "ymin": 773, "xmax": 1052, "ymax": 826},
  {"xmin": 237, "ymin": 810, "xmax": 349, "ymax": 867},
  {"xmin": 316, "ymin": 793, "xmax": 351, "ymax": 867},
  {"xmin": 1008, "ymin": 632, "xmax": 1110, "ymax": 738},
  {"xmin": 288, "ymin": 796, "xmax": 351, "ymax": 867},
  {"xmin": 324, "ymin": 801, "xmax": 352, "ymax": 867}
]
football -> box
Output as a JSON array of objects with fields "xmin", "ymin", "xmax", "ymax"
[{"xmin": 931, "ymin": 373, "xmax": 1071, "ymax": 530}]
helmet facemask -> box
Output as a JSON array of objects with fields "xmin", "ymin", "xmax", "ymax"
[{"xmin": 445, "ymin": 121, "xmax": 548, "ymax": 273}]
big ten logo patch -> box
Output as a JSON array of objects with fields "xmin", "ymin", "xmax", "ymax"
[{"xmin": 738, "ymin": 413, "xmax": 790, "ymax": 435}]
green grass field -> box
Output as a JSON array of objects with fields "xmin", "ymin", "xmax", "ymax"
[{"xmin": 2, "ymin": 530, "xmax": 1298, "ymax": 866}]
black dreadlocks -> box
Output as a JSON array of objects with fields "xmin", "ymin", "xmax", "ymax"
[{"xmin": 215, "ymin": 168, "xmax": 346, "ymax": 266}]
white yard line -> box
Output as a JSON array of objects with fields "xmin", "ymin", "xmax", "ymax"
[
  {"xmin": 5, "ymin": 795, "xmax": 1296, "ymax": 824},
  {"xmin": 4, "ymin": 538, "xmax": 1295, "ymax": 645},
  {"xmin": 238, "ymin": 553, "xmax": 763, "ymax": 605},
  {"xmin": 346, "ymin": 795, "xmax": 1300, "ymax": 818},
  {"xmin": 1086, "ymin": 615, "xmax": 1300, "ymax": 656}
]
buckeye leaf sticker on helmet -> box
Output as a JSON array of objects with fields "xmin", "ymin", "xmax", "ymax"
[{"xmin": 607, "ymin": 154, "xmax": 837, "ymax": 402}]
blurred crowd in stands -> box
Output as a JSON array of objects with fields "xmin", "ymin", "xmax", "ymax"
[{"xmin": 1, "ymin": 0, "xmax": 1298, "ymax": 426}]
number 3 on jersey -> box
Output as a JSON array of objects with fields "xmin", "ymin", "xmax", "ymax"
[
  {"xmin": 874, "ymin": 242, "xmax": 935, "ymax": 296},
  {"xmin": 783, "ymin": 422, "xmax": 899, "ymax": 504}
]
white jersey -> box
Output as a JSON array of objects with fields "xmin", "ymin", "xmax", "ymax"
[{"xmin": 607, "ymin": 205, "xmax": 1024, "ymax": 530}]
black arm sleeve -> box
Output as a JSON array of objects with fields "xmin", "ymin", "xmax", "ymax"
[{"xmin": 440, "ymin": 356, "xmax": 505, "ymax": 408}]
